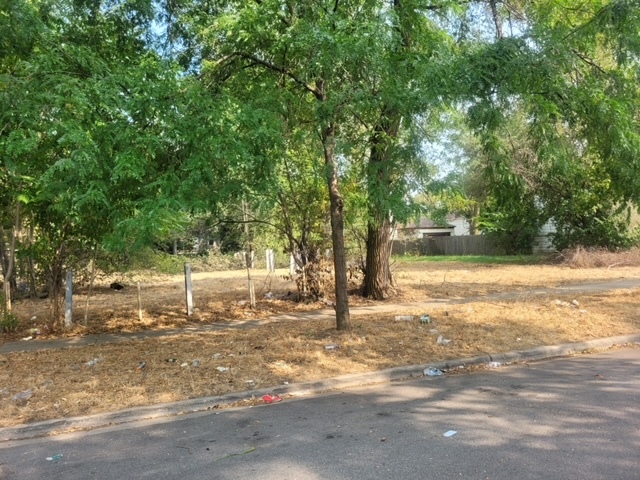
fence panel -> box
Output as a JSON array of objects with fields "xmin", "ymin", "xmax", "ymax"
[{"xmin": 392, "ymin": 236, "xmax": 506, "ymax": 256}]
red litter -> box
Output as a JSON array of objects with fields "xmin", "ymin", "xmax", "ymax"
[{"xmin": 262, "ymin": 394, "xmax": 282, "ymax": 404}]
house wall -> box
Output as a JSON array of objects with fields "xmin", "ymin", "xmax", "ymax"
[
  {"xmin": 448, "ymin": 217, "xmax": 471, "ymax": 236},
  {"xmin": 532, "ymin": 220, "xmax": 557, "ymax": 253}
]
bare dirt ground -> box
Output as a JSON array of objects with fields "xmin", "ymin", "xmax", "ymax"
[{"xmin": 1, "ymin": 259, "xmax": 640, "ymax": 428}]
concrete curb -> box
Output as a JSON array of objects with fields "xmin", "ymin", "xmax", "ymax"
[{"xmin": 2, "ymin": 333, "xmax": 639, "ymax": 443}]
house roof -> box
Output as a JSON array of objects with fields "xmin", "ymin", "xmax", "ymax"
[{"xmin": 399, "ymin": 217, "xmax": 455, "ymax": 230}]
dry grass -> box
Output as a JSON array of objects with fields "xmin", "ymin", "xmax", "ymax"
[
  {"xmin": 7, "ymin": 260, "xmax": 640, "ymax": 339},
  {"xmin": 1, "ymin": 259, "xmax": 640, "ymax": 428},
  {"xmin": 1, "ymin": 287, "xmax": 639, "ymax": 428},
  {"xmin": 560, "ymin": 246, "xmax": 640, "ymax": 269}
]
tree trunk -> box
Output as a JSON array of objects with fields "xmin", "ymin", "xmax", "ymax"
[
  {"xmin": 323, "ymin": 122, "xmax": 350, "ymax": 330},
  {"xmin": 363, "ymin": 107, "xmax": 400, "ymax": 300},
  {"xmin": 0, "ymin": 204, "xmax": 20, "ymax": 313},
  {"xmin": 362, "ymin": 217, "xmax": 394, "ymax": 299}
]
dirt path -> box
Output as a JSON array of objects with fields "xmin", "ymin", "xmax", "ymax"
[{"xmin": 3, "ymin": 277, "xmax": 639, "ymax": 355}]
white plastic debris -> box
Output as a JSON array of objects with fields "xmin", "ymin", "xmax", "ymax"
[
  {"xmin": 394, "ymin": 315, "xmax": 414, "ymax": 321},
  {"xmin": 324, "ymin": 344, "xmax": 340, "ymax": 350},
  {"xmin": 443, "ymin": 430, "xmax": 457, "ymax": 437},
  {"xmin": 424, "ymin": 367, "xmax": 444, "ymax": 377},
  {"xmin": 488, "ymin": 361, "xmax": 502, "ymax": 368},
  {"xmin": 85, "ymin": 358, "xmax": 100, "ymax": 367},
  {"xmin": 437, "ymin": 335, "xmax": 452, "ymax": 345},
  {"xmin": 216, "ymin": 366, "xmax": 229, "ymax": 373}
]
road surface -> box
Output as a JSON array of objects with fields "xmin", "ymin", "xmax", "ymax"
[{"xmin": 1, "ymin": 347, "xmax": 638, "ymax": 479}]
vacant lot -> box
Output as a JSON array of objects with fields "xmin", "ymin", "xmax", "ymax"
[{"xmin": 1, "ymin": 258, "xmax": 640, "ymax": 428}]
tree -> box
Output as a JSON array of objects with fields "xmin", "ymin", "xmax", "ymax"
[
  {"xmin": 360, "ymin": 0, "xmax": 456, "ymax": 299},
  {"xmin": 456, "ymin": 0, "xmax": 640, "ymax": 250},
  {"xmin": 1, "ymin": 0, "xmax": 188, "ymax": 325}
]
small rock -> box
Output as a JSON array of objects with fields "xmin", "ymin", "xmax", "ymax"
[
  {"xmin": 324, "ymin": 344, "xmax": 340, "ymax": 350},
  {"xmin": 192, "ymin": 359, "xmax": 201, "ymax": 367},
  {"xmin": 216, "ymin": 366, "xmax": 229, "ymax": 373},
  {"xmin": 12, "ymin": 389, "xmax": 33, "ymax": 403},
  {"xmin": 571, "ymin": 299, "xmax": 580, "ymax": 307},
  {"xmin": 85, "ymin": 358, "xmax": 100, "ymax": 367},
  {"xmin": 237, "ymin": 300, "xmax": 247, "ymax": 306},
  {"xmin": 394, "ymin": 315, "xmax": 414, "ymax": 321},
  {"xmin": 437, "ymin": 335, "xmax": 452, "ymax": 345},
  {"xmin": 212, "ymin": 353, "xmax": 223, "ymax": 359},
  {"xmin": 181, "ymin": 362, "xmax": 189, "ymax": 367}
]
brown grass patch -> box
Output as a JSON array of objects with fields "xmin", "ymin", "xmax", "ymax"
[
  {"xmin": 6, "ymin": 261, "xmax": 640, "ymax": 340},
  {"xmin": 1, "ymin": 288, "xmax": 639, "ymax": 428}
]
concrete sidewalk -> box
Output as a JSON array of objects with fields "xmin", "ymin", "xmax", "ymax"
[{"xmin": 2, "ymin": 277, "xmax": 640, "ymax": 354}]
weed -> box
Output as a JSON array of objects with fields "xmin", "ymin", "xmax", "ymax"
[{"xmin": 0, "ymin": 310, "xmax": 19, "ymax": 332}]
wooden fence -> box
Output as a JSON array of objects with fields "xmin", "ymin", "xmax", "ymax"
[{"xmin": 392, "ymin": 235, "xmax": 507, "ymax": 256}]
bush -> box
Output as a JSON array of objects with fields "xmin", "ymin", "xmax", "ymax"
[{"xmin": 560, "ymin": 246, "xmax": 640, "ymax": 268}]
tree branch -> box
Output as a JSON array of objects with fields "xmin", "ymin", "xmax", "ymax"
[
  {"xmin": 234, "ymin": 52, "xmax": 323, "ymax": 98},
  {"xmin": 571, "ymin": 49, "xmax": 607, "ymax": 75},
  {"xmin": 489, "ymin": 0, "xmax": 503, "ymax": 39}
]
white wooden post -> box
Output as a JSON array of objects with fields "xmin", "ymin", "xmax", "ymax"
[
  {"xmin": 266, "ymin": 249, "xmax": 276, "ymax": 272},
  {"xmin": 244, "ymin": 252, "xmax": 256, "ymax": 308},
  {"xmin": 64, "ymin": 269, "xmax": 73, "ymax": 328},
  {"xmin": 184, "ymin": 263, "xmax": 194, "ymax": 316},
  {"xmin": 137, "ymin": 282, "xmax": 143, "ymax": 321}
]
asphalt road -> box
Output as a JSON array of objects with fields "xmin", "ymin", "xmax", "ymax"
[{"xmin": 1, "ymin": 348, "xmax": 638, "ymax": 480}]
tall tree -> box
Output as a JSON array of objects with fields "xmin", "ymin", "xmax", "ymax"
[
  {"xmin": 1, "ymin": 0, "xmax": 187, "ymax": 324},
  {"xmin": 456, "ymin": 0, "xmax": 640, "ymax": 250}
]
